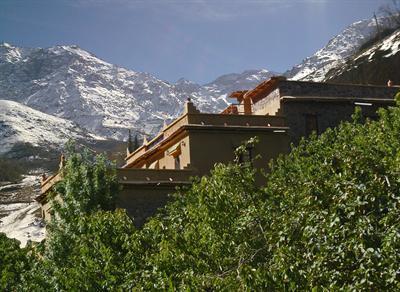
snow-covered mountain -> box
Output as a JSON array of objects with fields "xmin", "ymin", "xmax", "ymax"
[
  {"xmin": 0, "ymin": 42, "xmax": 277, "ymax": 142},
  {"xmin": 324, "ymin": 28, "xmax": 400, "ymax": 85},
  {"xmin": 0, "ymin": 99, "xmax": 91, "ymax": 154},
  {"xmin": 285, "ymin": 17, "xmax": 394, "ymax": 81},
  {"xmin": 203, "ymin": 69, "xmax": 278, "ymax": 94},
  {"xmin": 3, "ymin": 14, "xmax": 394, "ymax": 152}
]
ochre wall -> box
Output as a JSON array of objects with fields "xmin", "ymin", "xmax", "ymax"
[
  {"xmin": 252, "ymin": 88, "xmax": 281, "ymax": 115},
  {"xmin": 187, "ymin": 128, "xmax": 290, "ymax": 183},
  {"xmin": 159, "ymin": 135, "xmax": 191, "ymax": 170},
  {"xmin": 117, "ymin": 183, "xmax": 188, "ymax": 226}
]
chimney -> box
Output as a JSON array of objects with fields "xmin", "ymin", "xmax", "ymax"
[
  {"xmin": 183, "ymin": 98, "xmax": 200, "ymax": 114},
  {"xmin": 243, "ymin": 97, "xmax": 252, "ymax": 115}
]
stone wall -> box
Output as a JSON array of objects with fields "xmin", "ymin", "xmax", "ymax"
[
  {"xmin": 279, "ymin": 80, "xmax": 398, "ymax": 99},
  {"xmin": 282, "ymin": 99, "xmax": 393, "ymax": 144}
]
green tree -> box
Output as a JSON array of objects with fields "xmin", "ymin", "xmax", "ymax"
[
  {"xmin": 133, "ymin": 134, "xmax": 140, "ymax": 151},
  {"xmin": 24, "ymin": 210, "xmax": 140, "ymax": 291},
  {"xmin": 0, "ymin": 234, "xmax": 31, "ymax": 290},
  {"xmin": 31, "ymin": 145, "xmax": 132, "ymax": 290},
  {"xmin": 260, "ymin": 104, "xmax": 400, "ymax": 290},
  {"xmin": 133, "ymin": 160, "xmax": 272, "ymax": 290},
  {"xmin": 130, "ymin": 102, "xmax": 400, "ymax": 290}
]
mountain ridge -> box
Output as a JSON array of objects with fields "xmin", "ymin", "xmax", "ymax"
[
  {"xmin": 1, "ymin": 14, "xmax": 399, "ymax": 157},
  {"xmin": 0, "ymin": 42, "xmax": 278, "ymax": 142},
  {"xmin": 285, "ymin": 16, "xmax": 395, "ymax": 81}
]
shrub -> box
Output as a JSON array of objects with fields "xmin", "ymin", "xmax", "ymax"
[
  {"xmin": 0, "ymin": 234, "xmax": 31, "ymax": 290},
  {"xmin": 0, "ymin": 157, "xmax": 23, "ymax": 182}
]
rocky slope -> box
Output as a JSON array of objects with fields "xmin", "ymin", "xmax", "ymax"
[
  {"xmin": 324, "ymin": 29, "xmax": 400, "ymax": 86},
  {"xmin": 285, "ymin": 16, "xmax": 394, "ymax": 81},
  {"xmin": 0, "ymin": 99, "xmax": 92, "ymax": 154}
]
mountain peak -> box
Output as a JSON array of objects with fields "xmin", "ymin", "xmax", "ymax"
[
  {"xmin": 0, "ymin": 42, "xmax": 31, "ymax": 63},
  {"xmin": 0, "ymin": 42, "xmax": 14, "ymax": 48},
  {"xmin": 0, "ymin": 43, "xmax": 278, "ymax": 144},
  {"xmin": 175, "ymin": 77, "xmax": 196, "ymax": 85},
  {"xmin": 45, "ymin": 44, "xmax": 111, "ymax": 66},
  {"xmin": 285, "ymin": 15, "xmax": 397, "ymax": 81},
  {"xmin": 205, "ymin": 69, "xmax": 278, "ymax": 88}
]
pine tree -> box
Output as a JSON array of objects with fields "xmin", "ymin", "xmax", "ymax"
[{"xmin": 133, "ymin": 134, "xmax": 139, "ymax": 151}]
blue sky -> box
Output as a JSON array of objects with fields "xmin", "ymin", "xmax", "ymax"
[{"xmin": 0, "ymin": 0, "xmax": 391, "ymax": 84}]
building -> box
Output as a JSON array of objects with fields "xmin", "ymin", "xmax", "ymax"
[
  {"xmin": 37, "ymin": 77, "xmax": 398, "ymax": 225},
  {"xmin": 228, "ymin": 76, "xmax": 397, "ymax": 144}
]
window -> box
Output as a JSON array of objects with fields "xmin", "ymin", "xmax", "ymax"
[
  {"xmin": 167, "ymin": 142, "xmax": 182, "ymax": 169},
  {"xmin": 236, "ymin": 145, "xmax": 254, "ymax": 166},
  {"xmin": 305, "ymin": 114, "xmax": 318, "ymax": 136},
  {"xmin": 174, "ymin": 156, "xmax": 181, "ymax": 170}
]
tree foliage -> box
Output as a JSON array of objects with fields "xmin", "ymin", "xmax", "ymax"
[
  {"xmin": 132, "ymin": 101, "xmax": 400, "ymax": 290},
  {"xmin": 260, "ymin": 104, "xmax": 400, "ymax": 290},
  {"xmin": 0, "ymin": 234, "xmax": 32, "ymax": 290},
  {"xmin": 134, "ymin": 163, "xmax": 266, "ymax": 290},
  {"xmin": 51, "ymin": 144, "xmax": 119, "ymax": 220},
  {"xmin": 3, "ymin": 102, "xmax": 400, "ymax": 290},
  {"xmin": 21, "ymin": 210, "xmax": 138, "ymax": 291},
  {"xmin": 30, "ymin": 145, "xmax": 128, "ymax": 290}
]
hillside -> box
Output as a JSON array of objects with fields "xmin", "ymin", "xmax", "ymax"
[
  {"xmin": 324, "ymin": 29, "xmax": 400, "ymax": 85},
  {"xmin": 0, "ymin": 99, "xmax": 93, "ymax": 154},
  {"xmin": 285, "ymin": 16, "xmax": 394, "ymax": 81}
]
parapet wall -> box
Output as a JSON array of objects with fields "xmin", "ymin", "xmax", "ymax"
[
  {"xmin": 279, "ymin": 80, "xmax": 398, "ymax": 99},
  {"xmin": 187, "ymin": 113, "xmax": 285, "ymax": 126},
  {"xmin": 117, "ymin": 168, "xmax": 196, "ymax": 183}
]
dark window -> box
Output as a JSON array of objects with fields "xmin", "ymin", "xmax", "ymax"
[
  {"xmin": 305, "ymin": 114, "xmax": 318, "ymax": 136},
  {"xmin": 237, "ymin": 145, "xmax": 254, "ymax": 166},
  {"xmin": 174, "ymin": 156, "xmax": 181, "ymax": 170}
]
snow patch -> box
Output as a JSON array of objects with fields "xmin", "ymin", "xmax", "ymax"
[
  {"xmin": 0, "ymin": 99, "xmax": 90, "ymax": 153},
  {"xmin": 0, "ymin": 203, "xmax": 46, "ymax": 247}
]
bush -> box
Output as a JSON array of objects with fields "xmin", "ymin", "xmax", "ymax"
[
  {"xmin": 0, "ymin": 234, "xmax": 31, "ymax": 290},
  {"xmin": 25, "ymin": 210, "xmax": 138, "ymax": 291},
  {"xmin": 0, "ymin": 157, "xmax": 24, "ymax": 182},
  {"xmin": 135, "ymin": 162, "xmax": 266, "ymax": 290}
]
